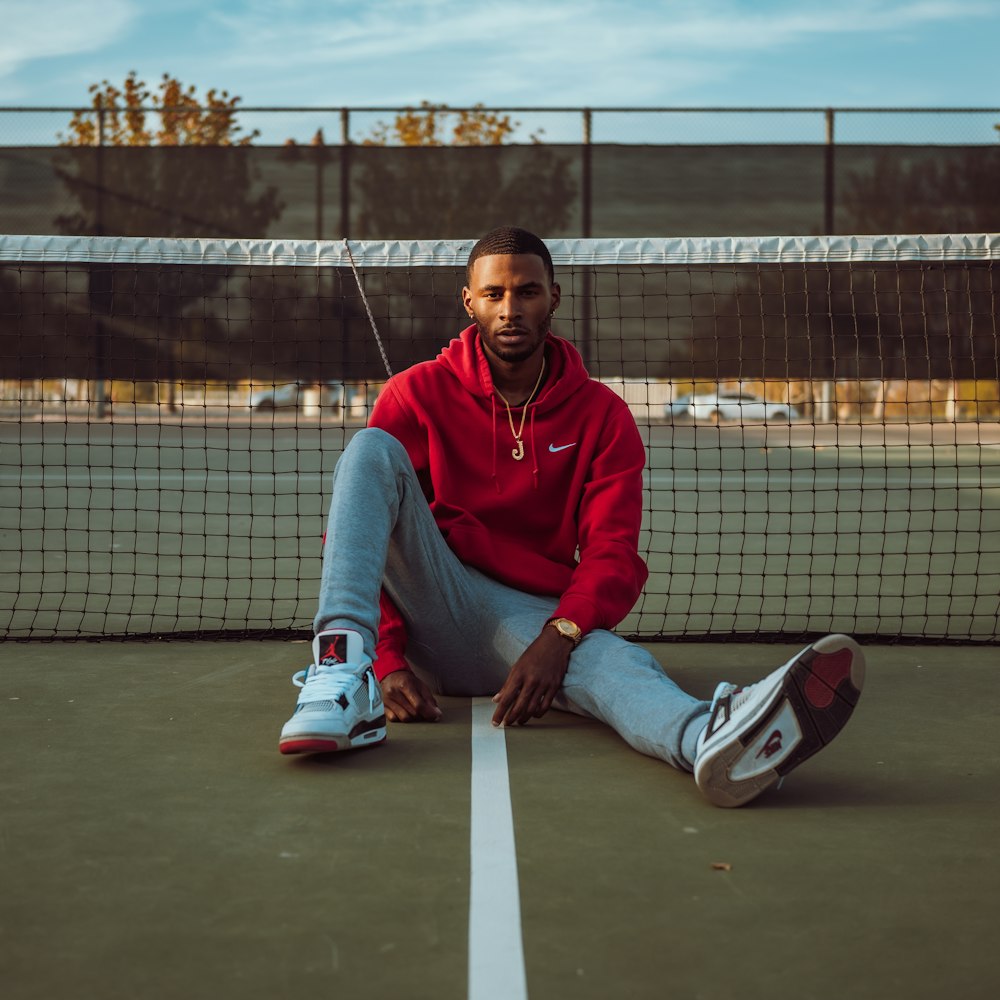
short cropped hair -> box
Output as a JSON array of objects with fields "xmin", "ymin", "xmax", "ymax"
[{"xmin": 466, "ymin": 226, "xmax": 554, "ymax": 285}]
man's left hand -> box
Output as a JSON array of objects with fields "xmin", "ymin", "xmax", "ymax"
[{"xmin": 491, "ymin": 626, "xmax": 574, "ymax": 727}]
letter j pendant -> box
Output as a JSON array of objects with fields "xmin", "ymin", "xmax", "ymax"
[{"xmin": 512, "ymin": 439, "xmax": 525, "ymax": 461}]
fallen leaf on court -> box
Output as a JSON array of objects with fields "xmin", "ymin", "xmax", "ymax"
[{"xmin": 711, "ymin": 862, "xmax": 732, "ymax": 871}]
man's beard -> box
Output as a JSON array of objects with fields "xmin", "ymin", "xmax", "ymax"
[{"xmin": 473, "ymin": 316, "xmax": 547, "ymax": 364}]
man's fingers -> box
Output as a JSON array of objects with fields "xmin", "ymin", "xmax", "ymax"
[
  {"xmin": 509, "ymin": 686, "xmax": 537, "ymax": 726},
  {"xmin": 491, "ymin": 683, "xmax": 519, "ymax": 726},
  {"xmin": 490, "ymin": 696, "xmax": 511, "ymax": 727},
  {"xmin": 517, "ymin": 686, "xmax": 554, "ymax": 724},
  {"xmin": 492, "ymin": 630, "xmax": 571, "ymax": 727},
  {"xmin": 384, "ymin": 674, "xmax": 441, "ymax": 723},
  {"xmin": 492, "ymin": 678, "xmax": 534, "ymax": 726},
  {"xmin": 419, "ymin": 697, "xmax": 444, "ymax": 721},
  {"xmin": 396, "ymin": 682, "xmax": 424, "ymax": 714},
  {"xmin": 385, "ymin": 694, "xmax": 416, "ymax": 723},
  {"xmin": 493, "ymin": 680, "xmax": 555, "ymax": 727},
  {"xmin": 531, "ymin": 689, "xmax": 556, "ymax": 719},
  {"xmin": 406, "ymin": 680, "xmax": 442, "ymax": 721},
  {"xmin": 386, "ymin": 698, "xmax": 438, "ymax": 723}
]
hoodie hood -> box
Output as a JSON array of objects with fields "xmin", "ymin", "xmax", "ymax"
[{"xmin": 438, "ymin": 324, "xmax": 590, "ymax": 415}]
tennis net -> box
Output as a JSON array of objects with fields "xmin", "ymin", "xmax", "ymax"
[{"xmin": 2, "ymin": 233, "xmax": 998, "ymax": 642}]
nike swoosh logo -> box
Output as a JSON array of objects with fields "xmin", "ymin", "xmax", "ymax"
[{"xmin": 548, "ymin": 442, "xmax": 577, "ymax": 453}]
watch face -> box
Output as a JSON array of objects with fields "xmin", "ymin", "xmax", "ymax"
[{"xmin": 555, "ymin": 619, "xmax": 580, "ymax": 640}]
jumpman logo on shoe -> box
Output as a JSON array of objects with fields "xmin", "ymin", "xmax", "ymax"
[
  {"xmin": 755, "ymin": 729, "xmax": 784, "ymax": 760},
  {"xmin": 320, "ymin": 636, "xmax": 346, "ymax": 665}
]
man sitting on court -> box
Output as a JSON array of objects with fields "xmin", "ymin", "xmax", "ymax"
[{"xmin": 278, "ymin": 225, "xmax": 865, "ymax": 808}]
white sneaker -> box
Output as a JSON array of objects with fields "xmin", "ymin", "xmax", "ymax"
[
  {"xmin": 694, "ymin": 634, "xmax": 865, "ymax": 807},
  {"xmin": 279, "ymin": 629, "xmax": 386, "ymax": 755}
]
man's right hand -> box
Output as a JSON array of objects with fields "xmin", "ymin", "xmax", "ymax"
[{"xmin": 382, "ymin": 670, "xmax": 443, "ymax": 723}]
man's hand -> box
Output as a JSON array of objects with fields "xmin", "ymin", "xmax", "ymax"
[
  {"xmin": 491, "ymin": 626, "xmax": 573, "ymax": 727},
  {"xmin": 382, "ymin": 670, "xmax": 443, "ymax": 723}
]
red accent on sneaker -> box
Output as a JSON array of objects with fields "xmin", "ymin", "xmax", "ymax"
[
  {"xmin": 280, "ymin": 737, "xmax": 340, "ymax": 755},
  {"xmin": 755, "ymin": 729, "xmax": 784, "ymax": 759},
  {"xmin": 804, "ymin": 649, "xmax": 854, "ymax": 709},
  {"xmin": 320, "ymin": 636, "xmax": 345, "ymax": 665}
]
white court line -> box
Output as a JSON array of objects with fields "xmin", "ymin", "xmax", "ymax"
[{"xmin": 469, "ymin": 698, "xmax": 528, "ymax": 1000}]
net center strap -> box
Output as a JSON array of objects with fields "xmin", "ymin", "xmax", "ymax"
[{"xmin": 343, "ymin": 239, "xmax": 393, "ymax": 379}]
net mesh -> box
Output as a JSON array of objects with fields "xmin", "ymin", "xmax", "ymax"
[{"xmin": 2, "ymin": 234, "xmax": 998, "ymax": 643}]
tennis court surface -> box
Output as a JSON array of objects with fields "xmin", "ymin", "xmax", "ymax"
[{"xmin": 3, "ymin": 639, "xmax": 998, "ymax": 1000}]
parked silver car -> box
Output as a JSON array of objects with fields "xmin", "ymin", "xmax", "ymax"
[
  {"xmin": 663, "ymin": 393, "xmax": 694, "ymax": 420},
  {"xmin": 250, "ymin": 380, "xmax": 345, "ymax": 410},
  {"xmin": 665, "ymin": 390, "xmax": 799, "ymax": 423}
]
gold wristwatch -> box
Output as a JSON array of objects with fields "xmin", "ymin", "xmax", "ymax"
[{"xmin": 548, "ymin": 617, "xmax": 583, "ymax": 646}]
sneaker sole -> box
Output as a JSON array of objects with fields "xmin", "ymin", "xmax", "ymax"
[
  {"xmin": 694, "ymin": 634, "xmax": 865, "ymax": 808},
  {"xmin": 279, "ymin": 716, "xmax": 387, "ymax": 755}
]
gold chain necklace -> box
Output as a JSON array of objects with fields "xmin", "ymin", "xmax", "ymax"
[{"xmin": 494, "ymin": 357, "xmax": 546, "ymax": 461}]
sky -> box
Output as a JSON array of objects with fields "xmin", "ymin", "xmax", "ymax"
[{"xmin": 1, "ymin": 0, "xmax": 999, "ymax": 144}]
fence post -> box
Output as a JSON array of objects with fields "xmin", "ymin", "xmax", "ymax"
[
  {"xmin": 820, "ymin": 108, "xmax": 836, "ymax": 419},
  {"xmin": 313, "ymin": 130, "xmax": 325, "ymax": 241},
  {"xmin": 824, "ymin": 107, "xmax": 835, "ymax": 234},
  {"xmin": 340, "ymin": 108, "xmax": 351, "ymax": 384},
  {"xmin": 95, "ymin": 97, "xmax": 108, "ymax": 418},
  {"xmin": 580, "ymin": 108, "xmax": 593, "ymax": 368},
  {"xmin": 95, "ymin": 97, "xmax": 105, "ymax": 237},
  {"xmin": 340, "ymin": 108, "xmax": 351, "ymax": 238}
]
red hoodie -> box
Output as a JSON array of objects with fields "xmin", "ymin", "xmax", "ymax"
[{"xmin": 367, "ymin": 324, "xmax": 649, "ymax": 679}]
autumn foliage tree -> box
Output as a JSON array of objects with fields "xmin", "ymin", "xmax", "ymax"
[
  {"xmin": 57, "ymin": 71, "xmax": 280, "ymax": 237},
  {"xmin": 52, "ymin": 73, "xmax": 284, "ymax": 397},
  {"xmin": 362, "ymin": 102, "xmax": 524, "ymax": 147},
  {"xmin": 60, "ymin": 72, "xmax": 260, "ymax": 147},
  {"xmin": 353, "ymin": 102, "xmax": 577, "ymax": 239}
]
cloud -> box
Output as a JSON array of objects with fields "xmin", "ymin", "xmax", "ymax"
[
  {"xmin": 6, "ymin": 0, "xmax": 989, "ymax": 117},
  {"xmin": 636, "ymin": 0, "xmax": 996, "ymax": 53},
  {"xmin": 0, "ymin": 0, "xmax": 136, "ymax": 80},
  {"xmin": 199, "ymin": 0, "xmax": 997, "ymax": 106},
  {"xmin": 203, "ymin": 0, "xmax": 720, "ymax": 103}
]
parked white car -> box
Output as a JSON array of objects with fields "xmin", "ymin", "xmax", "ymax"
[
  {"xmin": 666, "ymin": 390, "xmax": 799, "ymax": 423},
  {"xmin": 250, "ymin": 380, "xmax": 345, "ymax": 410},
  {"xmin": 663, "ymin": 393, "xmax": 694, "ymax": 420}
]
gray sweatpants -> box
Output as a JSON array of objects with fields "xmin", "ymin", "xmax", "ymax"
[{"xmin": 314, "ymin": 428, "xmax": 710, "ymax": 771}]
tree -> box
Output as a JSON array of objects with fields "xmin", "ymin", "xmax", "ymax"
[
  {"xmin": 51, "ymin": 74, "xmax": 284, "ymax": 403},
  {"xmin": 351, "ymin": 102, "xmax": 578, "ymax": 240},
  {"xmin": 60, "ymin": 72, "xmax": 260, "ymax": 148},
  {"xmin": 362, "ymin": 102, "xmax": 525, "ymax": 147},
  {"xmin": 840, "ymin": 145, "xmax": 1000, "ymax": 234},
  {"xmin": 56, "ymin": 71, "xmax": 280, "ymax": 237}
]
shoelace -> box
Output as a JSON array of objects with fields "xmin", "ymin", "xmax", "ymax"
[
  {"xmin": 292, "ymin": 663, "xmax": 381, "ymax": 709},
  {"xmin": 291, "ymin": 663, "xmax": 360, "ymax": 700}
]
